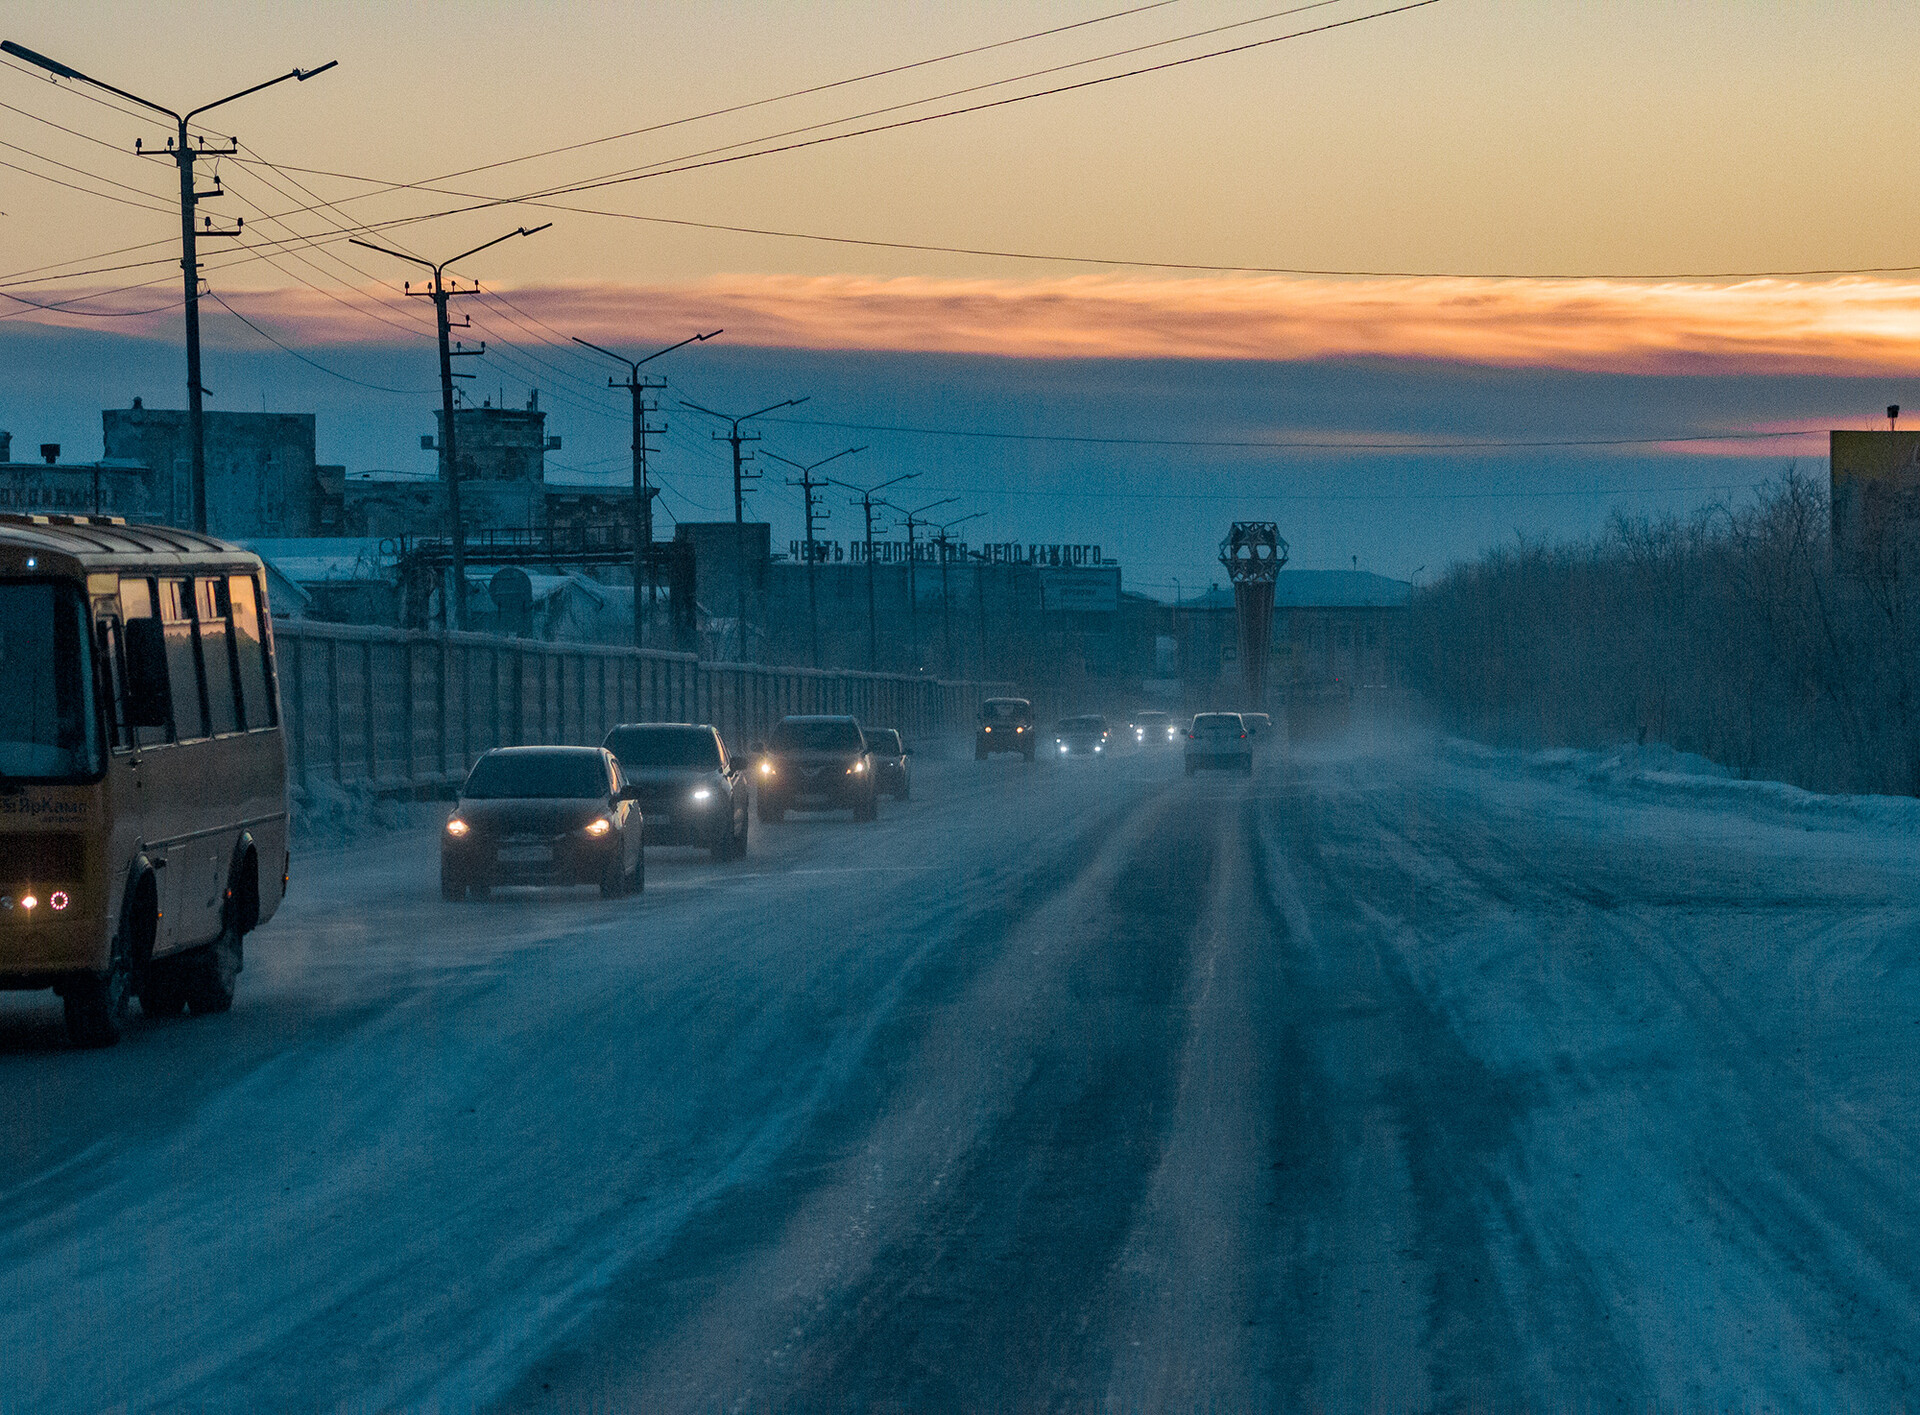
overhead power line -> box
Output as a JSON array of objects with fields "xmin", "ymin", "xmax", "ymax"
[
  {"xmin": 761, "ymin": 414, "xmax": 1816, "ymax": 453},
  {"xmin": 392, "ymin": 0, "xmax": 1189, "ymax": 190},
  {"xmin": 204, "ymin": 290, "xmax": 429, "ymax": 393}
]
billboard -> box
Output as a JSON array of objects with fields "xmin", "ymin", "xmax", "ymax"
[{"xmin": 1039, "ymin": 567, "xmax": 1120, "ymax": 613}]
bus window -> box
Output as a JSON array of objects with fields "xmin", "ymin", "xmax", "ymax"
[
  {"xmin": 196, "ymin": 577, "xmax": 239, "ymax": 736},
  {"xmin": 116, "ymin": 578, "xmax": 167, "ymax": 748},
  {"xmin": 228, "ymin": 574, "xmax": 276, "ymax": 729},
  {"xmin": 159, "ymin": 579, "xmax": 205, "ymax": 741},
  {"xmin": 95, "ymin": 619, "xmax": 128, "ymax": 752}
]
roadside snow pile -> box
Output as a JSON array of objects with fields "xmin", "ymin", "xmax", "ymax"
[
  {"xmin": 292, "ymin": 780, "xmax": 426, "ymax": 846},
  {"xmin": 1442, "ymin": 737, "xmax": 1920, "ymax": 833}
]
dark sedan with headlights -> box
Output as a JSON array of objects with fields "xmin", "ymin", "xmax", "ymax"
[
  {"xmin": 603, "ymin": 722, "xmax": 749, "ymax": 861},
  {"xmin": 866, "ymin": 727, "xmax": 911, "ymax": 800},
  {"xmin": 1053, "ymin": 714, "xmax": 1111, "ymax": 757},
  {"xmin": 753, "ymin": 715, "xmax": 877, "ymax": 823},
  {"xmin": 441, "ymin": 746, "xmax": 644, "ymax": 899}
]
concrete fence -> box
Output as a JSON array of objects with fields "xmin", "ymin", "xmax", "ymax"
[{"xmin": 273, "ymin": 620, "xmax": 1012, "ymax": 795}]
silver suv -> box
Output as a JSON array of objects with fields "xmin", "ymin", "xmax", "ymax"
[{"xmin": 1184, "ymin": 712, "xmax": 1252, "ymax": 776}]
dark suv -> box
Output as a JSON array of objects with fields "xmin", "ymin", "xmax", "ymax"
[
  {"xmin": 755, "ymin": 715, "xmax": 878, "ymax": 823},
  {"xmin": 603, "ymin": 722, "xmax": 749, "ymax": 861},
  {"xmin": 976, "ymin": 697, "xmax": 1035, "ymax": 760}
]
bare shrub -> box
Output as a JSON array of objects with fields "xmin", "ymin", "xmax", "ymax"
[{"xmin": 1410, "ymin": 469, "xmax": 1920, "ymax": 795}]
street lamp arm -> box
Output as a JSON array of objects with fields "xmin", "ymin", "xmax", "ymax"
[
  {"xmin": 744, "ymin": 396, "xmax": 808, "ymax": 423},
  {"xmin": 570, "ymin": 335, "xmax": 635, "ymax": 373},
  {"xmin": 186, "ymin": 59, "xmax": 336, "ymax": 122},
  {"xmin": 2, "ymin": 40, "xmax": 179, "ymax": 120},
  {"xmin": 634, "ymin": 328, "xmax": 723, "ymax": 367},
  {"xmin": 446, "ymin": 222, "xmax": 550, "ymax": 272},
  {"xmin": 940, "ymin": 512, "xmax": 986, "ymax": 532},
  {"xmin": 677, "ymin": 399, "xmax": 732, "ymax": 424},
  {"xmin": 349, "ymin": 236, "xmax": 436, "ymax": 273}
]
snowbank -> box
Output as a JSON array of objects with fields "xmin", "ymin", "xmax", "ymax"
[{"xmin": 1441, "ymin": 737, "xmax": 1920, "ymax": 834}]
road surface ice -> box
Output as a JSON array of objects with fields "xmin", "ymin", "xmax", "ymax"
[{"xmin": 5, "ymin": 734, "xmax": 1920, "ymax": 1410}]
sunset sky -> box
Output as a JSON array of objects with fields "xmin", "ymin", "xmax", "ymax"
[{"xmin": 4, "ymin": 0, "xmax": 1918, "ymax": 586}]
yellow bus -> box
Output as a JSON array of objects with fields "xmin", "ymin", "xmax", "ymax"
[{"xmin": 0, "ymin": 514, "xmax": 288, "ymax": 1047}]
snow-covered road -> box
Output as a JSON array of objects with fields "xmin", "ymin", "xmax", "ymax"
[{"xmin": 5, "ymin": 736, "xmax": 1920, "ymax": 1410}]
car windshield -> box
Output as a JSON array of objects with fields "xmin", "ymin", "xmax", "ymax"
[
  {"xmin": 462, "ymin": 751, "xmax": 609, "ymax": 800},
  {"xmin": 771, "ymin": 719, "xmax": 864, "ymax": 752},
  {"xmin": 0, "ymin": 582, "xmax": 101, "ymax": 781},
  {"xmin": 1058, "ymin": 716, "xmax": 1104, "ymax": 733},
  {"xmin": 867, "ymin": 729, "xmax": 902, "ymax": 755},
  {"xmin": 1135, "ymin": 714, "xmax": 1168, "ymax": 726},
  {"xmin": 982, "ymin": 700, "xmax": 1027, "ymax": 722},
  {"xmin": 605, "ymin": 726, "xmax": 720, "ymax": 770},
  {"xmin": 1193, "ymin": 714, "xmax": 1243, "ymax": 731}
]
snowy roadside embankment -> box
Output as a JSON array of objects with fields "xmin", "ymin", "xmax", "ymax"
[{"xmin": 1440, "ymin": 736, "xmax": 1920, "ymax": 834}]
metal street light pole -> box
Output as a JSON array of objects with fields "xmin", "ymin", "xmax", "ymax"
[
  {"xmin": 933, "ymin": 511, "xmax": 984, "ymax": 679},
  {"xmin": 830, "ymin": 471, "xmax": 917, "ymax": 672},
  {"xmin": 1, "ymin": 40, "xmax": 336, "ymax": 534},
  {"xmin": 679, "ymin": 396, "xmax": 808, "ymax": 661},
  {"xmin": 881, "ymin": 497, "xmax": 954, "ymax": 672},
  {"xmin": 572, "ymin": 330, "xmax": 721, "ymax": 649},
  {"xmin": 351, "ymin": 225, "xmax": 550, "ymax": 631},
  {"xmin": 764, "ymin": 446, "xmax": 864, "ymax": 669}
]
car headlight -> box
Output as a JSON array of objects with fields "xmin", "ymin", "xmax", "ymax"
[
  {"xmin": 1016, "ymin": 726, "xmax": 1026, "ymax": 733},
  {"xmin": 1094, "ymin": 743, "xmax": 1103, "ymax": 752},
  {"xmin": 585, "ymin": 817, "xmax": 613, "ymax": 837},
  {"xmin": 983, "ymin": 726, "xmax": 991, "ymax": 732},
  {"xmin": 691, "ymin": 787, "xmax": 713, "ymax": 803},
  {"xmin": 1059, "ymin": 743, "xmax": 1069, "ymax": 753},
  {"xmin": 847, "ymin": 760, "xmax": 866, "ymax": 774},
  {"xmin": 445, "ymin": 818, "xmax": 469, "ymax": 837},
  {"xmin": 759, "ymin": 761, "xmax": 775, "ymax": 777}
]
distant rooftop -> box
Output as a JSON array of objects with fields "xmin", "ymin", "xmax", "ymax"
[{"xmin": 1180, "ymin": 570, "xmax": 1413, "ymax": 610}]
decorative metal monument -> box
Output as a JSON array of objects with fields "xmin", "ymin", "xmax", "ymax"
[{"xmin": 1219, "ymin": 522, "xmax": 1289, "ymax": 705}]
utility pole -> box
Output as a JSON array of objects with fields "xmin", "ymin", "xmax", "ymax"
[
  {"xmin": 881, "ymin": 497, "xmax": 955, "ymax": 673},
  {"xmin": 679, "ymin": 396, "xmax": 808, "ymax": 661},
  {"xmin": 573, "ymin": 330, "xmax": 722, "ymax": 649},
  {"xmin": 933, "ymin": 511, "xmax": 984, "ymax": 679},
  {"xmin": 970, "ymin": 550, "xmax": 992, "ymax": 679},
  {"xmin": 831, "ymin": 471, "xmax": 917, "ymax": 672},
  {"xmin": 352, "ymin": 225, "xmax": 549, "ymax": 631},
  {"xmin": 765, "ymin": 446, "xmax": 864, "ymax": 669},
  {"xmin": 2, "ymin": 41, "xmax": 336, "ymax": 534}
]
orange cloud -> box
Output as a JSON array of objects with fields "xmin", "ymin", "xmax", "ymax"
[{"xmin": 19, "ymin": 273, "xmax": 1920, "ymax": 375}]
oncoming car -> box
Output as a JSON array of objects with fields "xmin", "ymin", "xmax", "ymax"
[
  {"xmin": 1185, "ymin": 712, "xmax": 1253, "ymax": 776},
  {"xmin": 1130, "ymin": 710, "xmax": 1176, "ymax": 746},
  {"xmin": 442, "ymin": 746, "xmax": 644, "ymax": 898},
  {"xmin": 1053, "ymin": 715, "xmax": 1110, "ymax": 757},
  {"xmin": 976, "ymin": 697, "xmax": 1035, "ymax": 760},
  {"xmin": 754, "ymin": 715, "xmax": 877, "ymax": 822},
  {"xmin": 603, "ymin": 722, "xmax": 749, "ymax": 861},
  {"xmin": 866, "ymin": 727, "xmax": 911, "ymax": 800}
]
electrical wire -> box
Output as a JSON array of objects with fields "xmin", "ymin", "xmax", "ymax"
[
  {"xmin": 203, "ymin": 290, "xmax": 430, "ymax": 394},
  {"xmin": 0, "ymin": 286, "xmax": 177, "ymax": 316},
  {"xmin": 761, "ymin": 415, "xmax": 1816, "ymax": 452}
]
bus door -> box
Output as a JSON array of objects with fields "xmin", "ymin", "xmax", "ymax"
[
  {"xmin": 121, "ymin": 577, "xmax": 222, "ymax": 950},
  {"xmin": 92, "ymin": 590, "xmax": 148, "ymax": 935}
]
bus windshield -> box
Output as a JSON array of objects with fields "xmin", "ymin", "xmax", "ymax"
[{"xmin": 0, "ymin": 582, "xmax": 101, "ymax": 781}]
